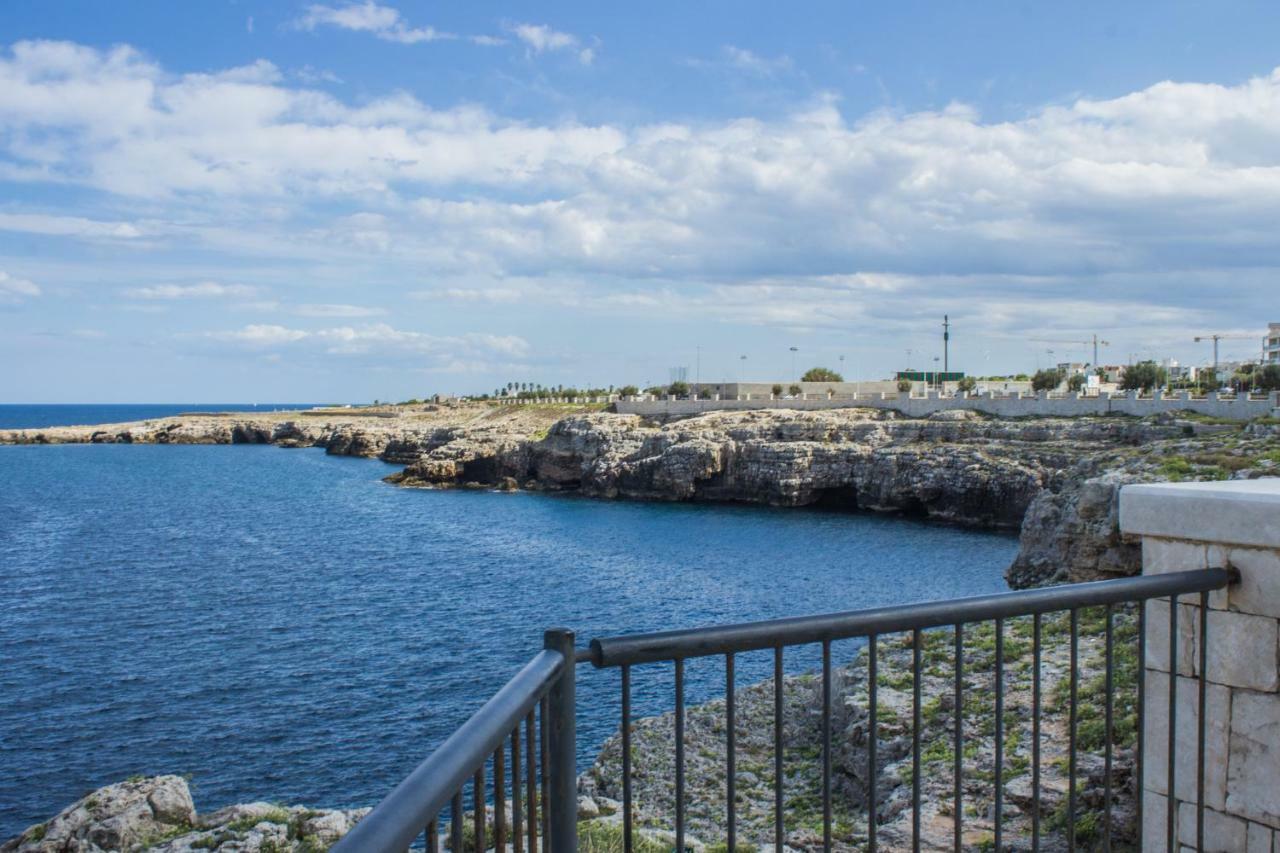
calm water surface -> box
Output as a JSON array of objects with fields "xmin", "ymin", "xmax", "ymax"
[
  {"xmin": 0, "ymin": 404, "xmax": 329, "ymax": 431},
  {"xmin": 0, "ymin": 408, "xmax": 1018, "ymax": 839}
]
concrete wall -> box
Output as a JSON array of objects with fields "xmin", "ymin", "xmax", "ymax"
[
  {"xmin": 1120, "ymin": 479, "xmax": 1280, "ymax": 851},
  {"xmin": 615, "ymin": 390, "xmax": 1280, "ymax": 421}
]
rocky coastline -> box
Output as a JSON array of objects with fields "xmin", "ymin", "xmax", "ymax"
[
  {"xmin": 5, "ymin": 404, "xmax": 1279, "ymax": 849},
  {"xmin": 5, "ymin": 403, "xmax": 1278, "ymax": 587}
]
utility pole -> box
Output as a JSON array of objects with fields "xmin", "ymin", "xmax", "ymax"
[{"xmin": 943, "ymin": 315, "xmax": 950, "ymax": 376}]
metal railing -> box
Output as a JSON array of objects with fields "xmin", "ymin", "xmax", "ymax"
[{"xmin": 337, "ymin": 568, "xmax": 1234, "ymax": 852}]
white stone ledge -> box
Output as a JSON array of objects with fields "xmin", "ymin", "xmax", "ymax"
[{"xmin": 1120, "ymin": 479, "xmax": 1280, "ymax": 549}]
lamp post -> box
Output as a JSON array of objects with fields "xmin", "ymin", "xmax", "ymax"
[{"xmin": 789, "ymin": 346, "xmax": 798, "ymax": 384}]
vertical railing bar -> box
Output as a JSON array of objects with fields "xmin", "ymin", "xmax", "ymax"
[
  {"xmin": 953, "ymin": 623, "xmax": 963, "ymax": 853},
  {"xmin": 1197, "ymin": 591, "xmax": 1209, "ymax": 851},
  {"xmin": 1168, "ymin": 594, "xmax": 1178, "ymax": 850},
  {"xmin": 540, "ymin": 696, "xmax": 549, "ymax": 853},
  {"xmin": 868, "ymin": 633, "xmax": 878, "ymax": 853},
  {"xmin": 1104, "ymin": 604, "xmax": 1114, "ymax": 852},
  {"xmin": 426, "ymin": 818, "xmax": 438, "ymax": 853},
  {"xmin": 622, "ymin": 665, "xmax": 632, "ymax": 853},
  {"xmin": 513, "ymin": 725, "xmax": 524, "ymax": 853},
  {"xmin": 1068, "ymin": 607, "xmax": 1078, "ymax": 850},
  {"xmin": 1032, "ymin": 612, "xmax": 1041, "ymax": 852},
  {"xmin": 495, "ymin": 744, "xmax": 506, "ymax": 853},
  {"xmin": 676, "ymin": 658, "xmax": 686, "ymax": 853},
  {"xmin": 727, "ymin": 651, "xmax": 738, "ymax": 852},
  {"xmin": 1136, "ymin": 599, "xmax": 1146, "ymax": 851},
  {"xmin": 474, "ymin": 766, "xmax": 485, "ymax": 853},
  {"xmin": 450, "ymin": 790, "xmax": 464, "ymax": 853},
  {"xmin": 994, "ymin": 617, "xmax": 1004, "ymax": 853},
  {"xmin": 545, "ymin": 629, "xmax": 576, "ymax": 853},
  {"xmin": 912, "ymin": 629, "xmax": 922, "ymax": 853},
  {"xmin": 526, "ymin": 710, "xmax": 537, "ymax": 853},
  {"xmin": 774, "ymin": 646, "xmax": 784, "ymax": 853},
  {"xmin": 822, "ymin": 640, "xmax": 832, "ymax": 851}
]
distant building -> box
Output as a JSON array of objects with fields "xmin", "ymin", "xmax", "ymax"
[
  {"xmin": 1162, "ymin": 359, "xmax": 1199, "ymax": 383},
  {"xmin": 1055, "ymin": 362, "xmax": 1088, "ymax": 376},
  {"xmin": 895, "ymin": 370, "xmax": 965, "ymax": 385},
  {"xmin": 1267, "ymin": 322, "xmax": 1280, "ymax": 365}
]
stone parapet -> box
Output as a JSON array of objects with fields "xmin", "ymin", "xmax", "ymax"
[{"xmin": 1120, "ymin": 478, "xmax": 1280, "ymax": 850}]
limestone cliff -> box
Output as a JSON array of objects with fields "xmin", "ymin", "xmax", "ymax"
[{"xmin": 6, "ymin": 404, "xmax": 1278, "ymax": 587}]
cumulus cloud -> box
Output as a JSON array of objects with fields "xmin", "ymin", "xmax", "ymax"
[
  {"xmin": 124, "ymin": 282, "xmax": 256, "ymax": 299},
  {"xmin": 4, "ymin": 40, "xmax": 1280, "ymax": 346},
  {"xmin": 209, "ymin": 322, "xmax": 529, "ymax": 369},
  {"xmin": 294, "ymin": 2, "xmax": 453, "ymax": 44},
  {"xmin": 0, "ymin": 270, "xmax": 40, "ymax": 304},
  {"xmin": 508, "ymin": 23, "xmax": 595, "ymax": 64}
]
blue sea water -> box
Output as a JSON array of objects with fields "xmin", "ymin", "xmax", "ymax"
[
  {"xmin": 0, "ymin": 406, "xmax": 1019, "ymax": 840},
  {"xmin": 0, "ymin": 404, "xmax": 330, "ymax": 431}
]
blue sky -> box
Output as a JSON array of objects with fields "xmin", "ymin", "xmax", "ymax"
[{"xmin": 3, "ymin": 1, "xmax": 1280, "ymax": 402}]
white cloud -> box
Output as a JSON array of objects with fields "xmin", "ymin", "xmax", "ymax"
[
  {"xmin": 209, "ymin": 322, "xmax": 529, "ymax": 368},
  {"xmin": 295, "ymin": 303, "xmax": 386, "ymax": 317},
  {"xmin": 0, "ymin": 270, "xmax": 40, "ymax": 303},
  {"xmin": 295, "ymin": 2, "xmax": 453, "ymax": 44},
  {"xmin": 124, "ymin": 282, "xmax": 256, "ymax": 299},
  {"xmin": 691, "ymin": 46, "xmax": 793, "ymax": 76},
  {"xmin": 4, "ymin": 40, "xmax": 1280, "ymax": 348},
  {"xmin": 508, "ymin": 23, "xmax": 595, "ymax": 64},
  {"xmin": 0, "ymin": 212, "xmax": 143, "ymax": 240}
]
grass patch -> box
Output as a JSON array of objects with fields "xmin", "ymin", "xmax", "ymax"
[{"xmin": 578, "ymin": 821, "xmax": 670, "ymax": 853}]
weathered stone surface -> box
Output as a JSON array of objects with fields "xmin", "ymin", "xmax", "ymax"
[
  {"xmin": 0, "ymin": 777, "xmax": 368, "ymax": 852},
  {"xmin": 1142, "ymin": 672, "xmax": 1231, "ymax": 810},
  {"xmin": 1177, "ymin": 802, "xmax": 1248, "ymax": 853},
  {"xmin": 1227, "ymin": 692, "xmax": 1280, "ymax": 827},
  {"xmin": 1206, "ymin": 609, "xmax": 1279, "ymax": 691}
]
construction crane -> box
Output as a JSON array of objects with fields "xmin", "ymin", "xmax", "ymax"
[
  {"xmin": 1194, "ymin": 333, "xmax": 1258, "ymax": 378},
  {"xmin": 1030, "ymin": 334, "xmax": 1111, "ymax": 367}
]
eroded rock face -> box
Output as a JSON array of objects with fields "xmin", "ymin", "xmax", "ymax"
[
  {"xmin": 7, "ymin": 404, "xmax": 1279, "ymax": 588},
  {"xmin": 0, "ymin": 777, "xmax": 367, "ymax": 853}
]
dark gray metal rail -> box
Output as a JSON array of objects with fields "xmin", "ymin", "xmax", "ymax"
[
  {"xmin": 333, "ymin": 629, "xmax": 576, "ymax": 853},
  {"xmin": 337, "ymin": 568, "xmax": 1233, "ymax": 852}
]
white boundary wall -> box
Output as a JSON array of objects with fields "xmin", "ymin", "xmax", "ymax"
[
  {"xmin": 1120, "ymin": 480, "xmax": 1280, "ymax": 850},
  {"xmin": 613, "ymin": 390, "xmax": 1280, "ymax": 421}
]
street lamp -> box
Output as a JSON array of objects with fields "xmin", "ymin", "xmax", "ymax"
[{"xmin": 789, "ymin": 346, "xmax": 798, "ymax": 383}]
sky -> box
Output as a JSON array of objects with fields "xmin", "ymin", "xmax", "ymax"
[{"xmin": 2, "ymin": 1, "xmax": 1280, "ymax": 402}]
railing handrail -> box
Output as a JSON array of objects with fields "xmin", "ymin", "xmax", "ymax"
[
  {"xmin": 589, "ymin": 568, "xmax": 1234, "ymax": 667},
  {"xmin": 333, "ymin": 647, "xmax": 566, "ymax": 853}
]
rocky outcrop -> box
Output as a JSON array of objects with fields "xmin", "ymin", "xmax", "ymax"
[
  {"xmin": 0, "ymin": 776, "xmax": 366, "ymax": 852},
  {"xmin": 6, "ymin": 404, "xmax": 1279, "ymax": 587}
]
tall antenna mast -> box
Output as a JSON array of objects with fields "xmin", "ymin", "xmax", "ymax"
[{"xmin": 943, "ymin": 315, "xmax": 950, "ymax": 376}]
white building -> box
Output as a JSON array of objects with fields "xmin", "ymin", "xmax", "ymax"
[{"xmin": 1267, "ymin": 322, "xmax": 1280, "ymax": 365}]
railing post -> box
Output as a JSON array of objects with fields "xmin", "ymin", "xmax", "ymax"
[{"xmin": 545, "ymin": 628, "xmax": 577, "ymax": 852}]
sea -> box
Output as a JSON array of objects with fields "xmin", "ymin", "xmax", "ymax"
[{"xmin": 0, "ymin": 404, "xmax": 1019, "ymax": 839}]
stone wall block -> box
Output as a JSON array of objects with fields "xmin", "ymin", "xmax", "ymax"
[
  {"xmin": 1205, "ymin": 610, "xmax": 1279, "ymax": 692},
  {"xmin": 1177, "ymin": 803, "xmax": 1248, "ymax": 852},
  {"xmin": 1143, "ymin": 789, "xmax": 1170, "ymax": 853},
  {"xmin": 1142, "ymin": 671, "xmax": 1230, "ymax": 809},
  {"xmin": 1227, "ymin": 691, "xmax": 1280, "ymax": 828},
  {"xmin": 1142, "ymin": 538, "xmax": 1209, "ymax": 575},
  {"xmin": 1145, "ymin": 598, "xmax": 1199, "ymax": 676},
  {"xmin": 1245, "ymin": 821, "xmax": 1274, "ymax": 852},
  {"xmin": 1225, "ymin": 547, "xmax": 1280, "ymax": 620}
]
